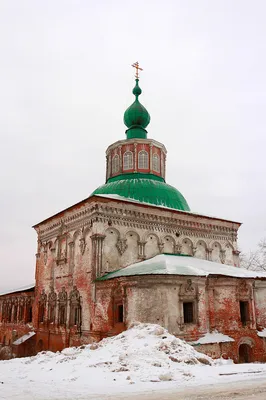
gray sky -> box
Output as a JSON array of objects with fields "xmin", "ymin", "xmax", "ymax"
[{"xmin": 1, "ymin": 0, "xmax": 266, "ymax": 292}]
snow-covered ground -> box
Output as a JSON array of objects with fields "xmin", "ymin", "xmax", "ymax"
[{"xmin": 1, "ymin": 323, "xmax": 266, "ymax": 400}]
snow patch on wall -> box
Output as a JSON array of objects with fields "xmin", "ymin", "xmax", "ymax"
[
  {"xmin": 13, "ymin": 332, "xmax": 36, "ymax": 346},
  {"xmin": 257, "ymin": 328, "xmax": 266, "ymax": 338},
  {"xmin": 192, "ymin": 331, "xmax": 235, "ymax": 345}
]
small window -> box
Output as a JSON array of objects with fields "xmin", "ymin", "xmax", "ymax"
[
  {"xmin": 112, "ymin": 155, "xmax": 119, "ymax": 174},
  {"xmin": 183, "ymin": 302, "xmax": 194, "ymax": 324},
  {"xmin": 123, "ymin": 151, "xmax": 133, "ymax": 170},
  {"xmin": 117, "ymin": 304, "xmax": 124, "ymax": 323},
  {"xmin": 152, "ymin": 153, "xmax": 160, "ymax": 173},
  {"xmin": 138, "ymin": 150, "xmax": 148, "ymax": 169},
  {"xmin": 240, "ymin": 301, "xmax": 249, "ymax": 325},
  {"xmin": 26, "ymin": 306, "xmax": 32, "ymax": 323}
]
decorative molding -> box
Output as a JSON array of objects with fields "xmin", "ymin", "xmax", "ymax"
[
  {"xmin": 174, "ymin": 243, "xmax": 182, "ymax": 254},
  {"xmin": 116, "ymin": 238, "xmax": 128, "ymax": 255},
  {"xmin": 237, "ymin": 281, "xmax": 251, "ymax": 300},
  {"xmin": 220, "ymin": 249, "xmax": 226, "ymax": 264},
  {"xmin": 39, "ymin": 289, "xmax": 47, "ymax": 304},
  {"xmin": 179, "ymin": 279, "xmax": 197, "ymax": 300},
  {"xmin": 91, "ymin": 234, "xmax": 106, "ymax": 279},
  {"xmin": 138, "ymin": 241, "xmax": 146, "ymax": 259},
  {"xmin": 43, "ymin": 250, "xmax": 48, "ymax": 265},
  {"xmin": 79, "ymin": 238, "xmax": 86, "ymax": 255},
  {"xmin": 56, "ymin": 248, "xmax": 67, "ymax": 265},
  {"xmin": 58, "ymin": 287, "xmax": 67, "ymax": 304},
  {"xmin": 158, "ymin": 241, "xmax": 164, "ymax": 253},
  {"xmin": 36, "ymin": 203, "xmax": 240, "ymax": 261}
]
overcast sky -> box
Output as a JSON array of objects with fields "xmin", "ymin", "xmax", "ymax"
[{"xmin": 1, "ymin": 0, "xmax": 266, "ymax": 291}]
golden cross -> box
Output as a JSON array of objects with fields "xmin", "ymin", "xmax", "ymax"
[{"xmin": 132, "ymin": 61, "xmax": 143, "ymax": 79}]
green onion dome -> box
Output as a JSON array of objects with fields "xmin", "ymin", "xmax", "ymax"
[
  {"xmin": 123, "ymin": 79, "xmax": 150, "ymax": 139},
  {"xmin": 91, "ymin": 173, "xmax": 190, "ymax": 212}
]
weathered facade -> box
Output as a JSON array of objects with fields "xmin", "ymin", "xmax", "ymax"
[
  {"xmin": 31, "ymin": 194, "xmax": 241, "ymax": 351},
  {"xmin": 94, "ymin": 255, "xmax": 266, "ymax": 363},
  {"xmin": 1, "ymin": 70, "xmax": 266, "ymax": 362},
  {"xmin": 0, "ymin": 285, "xmax": 34, "ymax": 358}
]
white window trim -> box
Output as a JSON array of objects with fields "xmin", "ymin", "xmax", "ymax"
[
  {"xmin": 152, "ymin": 153, "xmax": 160, "ymax": 173},
  {"xmin": 112, "ymin": 155, "xmax": 119, "ymax": 174}
]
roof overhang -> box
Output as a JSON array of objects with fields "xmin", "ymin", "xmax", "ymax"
[{"xmin": 33, "ymin": 193, "xmax": 241, "ymax": 229}]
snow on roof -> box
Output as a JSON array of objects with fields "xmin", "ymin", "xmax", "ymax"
[
  {"xmin": 257, "ymin": 328, "xmax": 266, "ymax": 338},
  {"xmin": 13, "ymin": 332, "xmax": 36, "ymax": 346},
  {"xmin": 191, "ymin": 331, "xmax": 234, "ymax": 345},
  {"xmin": 94, "ymin": 194, "xmax": 241, "ymax": 224},
  {"xmin": 98, "ymin": 254, "xmax": 266, "ymax": 281},
  {"xmin": 0, "ymin": 283, "xmax": 35, "ymax": 297}
]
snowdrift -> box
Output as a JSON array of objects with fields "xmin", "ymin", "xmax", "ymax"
[
  {"xmin": 1, "ymin": 324, "xmax": 266, "ymax": 399},
  {"xmin": 17, "ymin": 323, "xmax": 212, "ymax": 384}
]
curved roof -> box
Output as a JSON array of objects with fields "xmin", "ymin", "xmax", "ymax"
[
  {"xmin": 123, "ymin": 79, "xmax": 150, "ymax": 139},
  {"xmin": 97, "ymin": 254, "xmax": 266, "ymax": 281},
  {"xmin": 91, "ymin": 173, "xmax": 190, "ymax": 212}
]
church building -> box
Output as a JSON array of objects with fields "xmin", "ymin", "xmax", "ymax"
[{"xmin": 1, "ymin": 63, "xmax": 266, "ymax": 363}]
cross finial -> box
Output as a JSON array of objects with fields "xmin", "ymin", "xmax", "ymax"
[{"xmin": 132, "ymin": 61, "xmax": 143, "ymax": 80}]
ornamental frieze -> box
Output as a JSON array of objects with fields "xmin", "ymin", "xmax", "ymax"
[{"xmin": 36, "ymin": 202, "xmax": 239, "ymax": 247}]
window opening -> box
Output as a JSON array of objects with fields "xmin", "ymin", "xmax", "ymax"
[
  {"xmin": 123, "ymin": 151, "xmax": 133, "ymax": 170},
  {"xmin": 183, "ymin": 302, "xmax": 194, "ymax": 324},
  {"xmin": 138, "ymin": 150, "xmax": 148, "ymax": 169},
  {"xmin": 112, "ymin": 155, "xmax": 119, "ymax": 174},
  {"xmin": 117, "ymin": 304, "xmax": 124, "ymax": 323},
  {"xmin": 240, "ymin": 301, "xmax": 249, "ymax": 325},
  {"xmin": 152, "ymin": 153, "xmax": 160, "ymax": 172},
  {"xmin": 69, "ymin": 286, "xmax": 81, "ymax": 328},
  {"xmin": 28, "ymin": 307, "xmax": 32, "ymax": 323}
]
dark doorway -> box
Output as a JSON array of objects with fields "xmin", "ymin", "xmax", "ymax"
[{"xmin": 239, "ymin": 343, "xmax": 251, "ymax": 363}]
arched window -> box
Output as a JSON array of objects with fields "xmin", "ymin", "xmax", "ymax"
[
  {"xmin": 138, "ymin": 150, "xmax": 148, "ymax": 169},
  {"xmin": 123, "ymin": 151, "xmax": 133, "ymax": 170},
  {"xmin": 58, "ymin": 287, "xmax": 67, "ymax": 326},
  {"xmin": 152, "ymin": 153, "xmax": 160, "ymax": 173},
  {"xmin": 48, "ymin": 288, "xmax": 57, "ymax": 324},
  {"xmin": 112, "ymin": 155, "xmax": 119, "ymax": 174}
]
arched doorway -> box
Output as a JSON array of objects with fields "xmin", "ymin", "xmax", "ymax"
[{"xmin": 239, "ymin": 343, "xmax": 252, "ymax": 363}]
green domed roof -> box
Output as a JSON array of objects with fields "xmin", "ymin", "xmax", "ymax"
[
  {"xmin": 123, "ymin": 79, "xmax": 150, "ymax": 139},
  {"xmin": 91, "ymin": 173, "xmax": 190, "ymax": 211}
]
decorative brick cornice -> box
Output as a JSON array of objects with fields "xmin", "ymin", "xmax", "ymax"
[{"xmin": 36, "ymin": 200, "xmax": 239, "ymax": 244}]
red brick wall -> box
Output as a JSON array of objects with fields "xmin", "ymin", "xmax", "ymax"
[{"xmin": 0, "ymin": 289, "xmax": 35, "ymax": 357}]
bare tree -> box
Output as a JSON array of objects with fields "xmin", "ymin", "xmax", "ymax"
[{"xmin": 240, "ymin": 239, "xmax": 266, "ymax": 271}]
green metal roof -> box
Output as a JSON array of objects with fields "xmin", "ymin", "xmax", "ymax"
[
  {"xmin": 91, "ymin": 173, "xmax": 190, "ymax": 211},
  {"xmin": 96, "ymin": 254, "xmax": 266, "ymax": 281}
]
